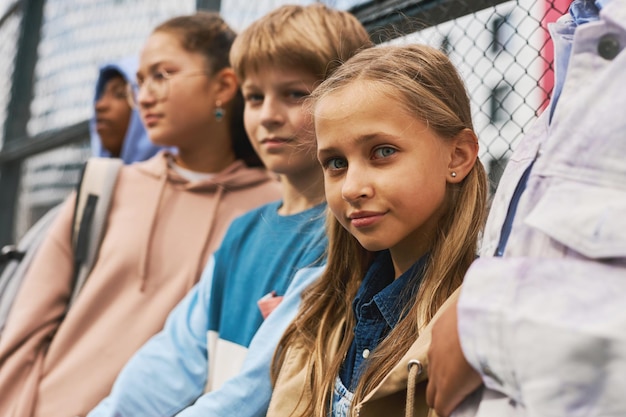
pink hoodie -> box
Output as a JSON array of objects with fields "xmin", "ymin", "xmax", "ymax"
[{"xmin": 0, "ymin": 151, "xmax": 281, "ymax": 417}]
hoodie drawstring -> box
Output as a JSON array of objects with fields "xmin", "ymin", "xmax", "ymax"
[
  {"xmin": 138, "ymin": 170, "xmax": 168, "ymax": 291},
  {"xmin": 134, "ymin": 154, "xmax": 275, "ymax": 291},
  {"xmin": 192, "ymin": 185, "xmax": 224, "ymax": 284},
  {"xmin": 406, "ymin": 359, "xmax": 423, "ymax": 417}
]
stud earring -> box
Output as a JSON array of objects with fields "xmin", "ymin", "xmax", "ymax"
[
  {"xmin": 451, "ymin": 171, "xmax": 457, "ymax": 178},
  {"xmin": 214, "ymin": 100, "xmax": 225, "ymax": 122}
]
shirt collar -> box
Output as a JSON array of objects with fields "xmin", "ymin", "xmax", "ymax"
[
  {"xmin": 595, "ymin": 0, "xmax": 610, "ymax": 8},
  {"xmin": 353, "ymin": 250, "xmax": 429, "ymax": 329},
  {"xmin": 549, "ymin": 0, "xmax": 605, "ymax": 121},
  {"xmin": 570, "ymin": 0, "xmax": 602, "ymax": 26}
]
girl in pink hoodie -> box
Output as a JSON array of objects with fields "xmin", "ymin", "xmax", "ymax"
[{"xmin": 0, "ymin": 12, "xmax": 281, "ymax": 417}]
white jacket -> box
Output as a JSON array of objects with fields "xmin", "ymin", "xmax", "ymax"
[{"xmin": 457, "ymin": 1, "xmax": 626, "ymax": 415}]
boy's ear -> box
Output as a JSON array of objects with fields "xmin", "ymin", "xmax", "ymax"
[
  {"xmin": 212, "ymin": 67, "xmax": 239, "ymax": 104},
  {"xmin": 447, "ymin": 128, "xmax": 479, "ymax": 183}
]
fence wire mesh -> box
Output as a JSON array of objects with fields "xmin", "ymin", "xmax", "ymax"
[
  {"xmin": 0, "ymin": 4, "xmax": 21, "ymax": 148},
  {"xmin": 221, "ymin": 0, "xmax": 318, "ymax": 30},
  {"xmin": 1, "ymin": 0, "xmax": 569, "ymax": 241},
  {"xmin": 29, "ymin": 0, "xmax": 196, "ymax": 136},
  {"xmin": 11, "ymin": 0, "xmax": 197, "ymax": 238},
  {"xmin": 390, "ymin": 0, "xmax": 569, "ymax": 193}
]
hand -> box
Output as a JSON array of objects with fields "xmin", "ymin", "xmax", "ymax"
[{"xmin": 426, "ymin": 298, "xmax": 482, "ymax": 417}]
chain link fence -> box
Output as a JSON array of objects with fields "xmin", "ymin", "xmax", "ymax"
[
  {"xmin": 0, "ymin": 3, "xmax": 21, "ymax": 154},
  {"xmin": 0, "ymin": 0, "xmax": 569, "ymax": 244},
  {"xmin": 390, "ymin": 0, "xmax": 564, "ymax": 194}
]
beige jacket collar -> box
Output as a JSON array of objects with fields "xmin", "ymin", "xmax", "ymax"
[{"xmin": 268, "ymin": 289, "xmax": 461, "ymax": 417}]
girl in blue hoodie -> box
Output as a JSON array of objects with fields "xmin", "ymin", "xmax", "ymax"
[
  {"xmin": 0, "ymin": 56, "xmax": 162, "ymax": 338},
  {"xmin": 90, "ymin": 55, "xmax": 164, "ymax": 163}
]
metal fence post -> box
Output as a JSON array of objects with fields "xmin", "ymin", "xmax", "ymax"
[
  {"xmin": 196, "ymin": 0, "xmax": 221, "ymax": 11},
  {"xmin": 0, "ymin": 0, "xmax": 46, "ymax": 246}
]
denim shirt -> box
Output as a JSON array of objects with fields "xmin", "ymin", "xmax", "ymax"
[{"xmin": 338, "ymin": 250, "xmax": 428, "ymax": 391}]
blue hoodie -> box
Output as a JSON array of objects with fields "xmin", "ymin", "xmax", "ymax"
[
  {"xmin": 0, "ymin": 57, "xmax": 165, "ymax": 337},
  {"xmin": 89, "ymin": 55, "xmax": 165, "ymax": 164}
]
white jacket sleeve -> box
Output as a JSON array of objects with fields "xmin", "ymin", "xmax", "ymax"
[{"xmin": 458, "ymin": 257, "xmax": 626, "ymax": 415}]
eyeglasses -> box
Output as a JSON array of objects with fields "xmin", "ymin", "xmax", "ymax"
[{"xmin": 126, "ymin": 69, "xmax": 209, "ymax": 108}]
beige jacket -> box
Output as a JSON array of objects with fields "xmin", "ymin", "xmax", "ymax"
[
  {"xmin": 0, "ymin": 152, "xmax": 281, "ymax": 417},
  {"xmin": 267, "ymin": 289, "xmax": 461, "ymax": 417}
]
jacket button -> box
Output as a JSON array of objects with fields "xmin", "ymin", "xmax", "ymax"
[
  {"xmin": 598, "ymin": 34, "xmax": 621, "ymax": 60},
  {"xmin": 362, "ymin": 349, "xmax": 370, "ymax": 358}
]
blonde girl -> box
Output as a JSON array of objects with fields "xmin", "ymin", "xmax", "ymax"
[{"xmin": 268, "ymin": 44, "xmax": 488, "ymax": 417}]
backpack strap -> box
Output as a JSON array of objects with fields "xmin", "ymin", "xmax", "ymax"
[{"xmin": 69, "ymin": 157, "xmax": 122, "ymax": 307}]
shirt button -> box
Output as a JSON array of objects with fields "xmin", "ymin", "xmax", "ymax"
[
  {"xmin": 362, "ymin": 349, "xmax": 370, "ymax": 359},
  {"xmin": 598, "ymin": 34, "xmax": 621, "ymax": 60}
]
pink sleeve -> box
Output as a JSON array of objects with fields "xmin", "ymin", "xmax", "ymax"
[{"xmin": 0, "ymin": 193, "xmax": 76, "ymax": 412}]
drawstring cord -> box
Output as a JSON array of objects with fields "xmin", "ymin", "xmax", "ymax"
[
  {"xmin": 406, "ymin": 359, "xmax": 423, "ymax": 417},
  {"xmin": 356, "ymin": 358, "xmax": 424, "ymax": 417},
  {"xmin": 192, "ymin": 185, "xmax": 224, "ymax": 282},
  {"xmin": 138, "ymin": 171, "xmax": 168, "ymax": 290}
]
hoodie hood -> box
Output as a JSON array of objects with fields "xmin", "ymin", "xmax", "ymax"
[
  {"xmin": 134, "ymin": 151, "xmax": 280, "ymax": 288},
  {"xmin": 136, "ymin": 151, "xmax": 278, "ymax": 192},
  {"xmin": 90, "ymin": 55, "xmax": 166, "ymax": 164}
]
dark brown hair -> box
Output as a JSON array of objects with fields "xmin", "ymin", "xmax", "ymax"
[{"xmin": 155, "ymin": 12, "xmax": 262, "ymax": 167}]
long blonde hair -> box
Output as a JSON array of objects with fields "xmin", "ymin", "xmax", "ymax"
[{"xmin": 271, "ymin": 44, "xmax": 488, "ymax": 416}]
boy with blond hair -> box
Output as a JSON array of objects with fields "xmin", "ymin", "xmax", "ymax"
[{"xmin": 89, "ymin": 5, "xmax": 371, "ymax": 416}]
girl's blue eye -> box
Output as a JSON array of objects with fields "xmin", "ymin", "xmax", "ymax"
[
  {"xmin": 244, "ymin": 93, "xmax": 263, "ymax": 103},
  {"xmin": 373, "ymin": 147, "xmax": 396, "ymax": 159},
  {"xmin": 325, "ymin": 158, "xmax": 347, "ymax": 170},
  {"xmin": 289, "ymin": 90, "xmax": 309, "ymax": 100}
]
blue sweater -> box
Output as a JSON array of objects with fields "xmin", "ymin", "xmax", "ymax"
[{"xmin": 89, "ymin": 201, "xmax": 327, "ymax": 417}]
